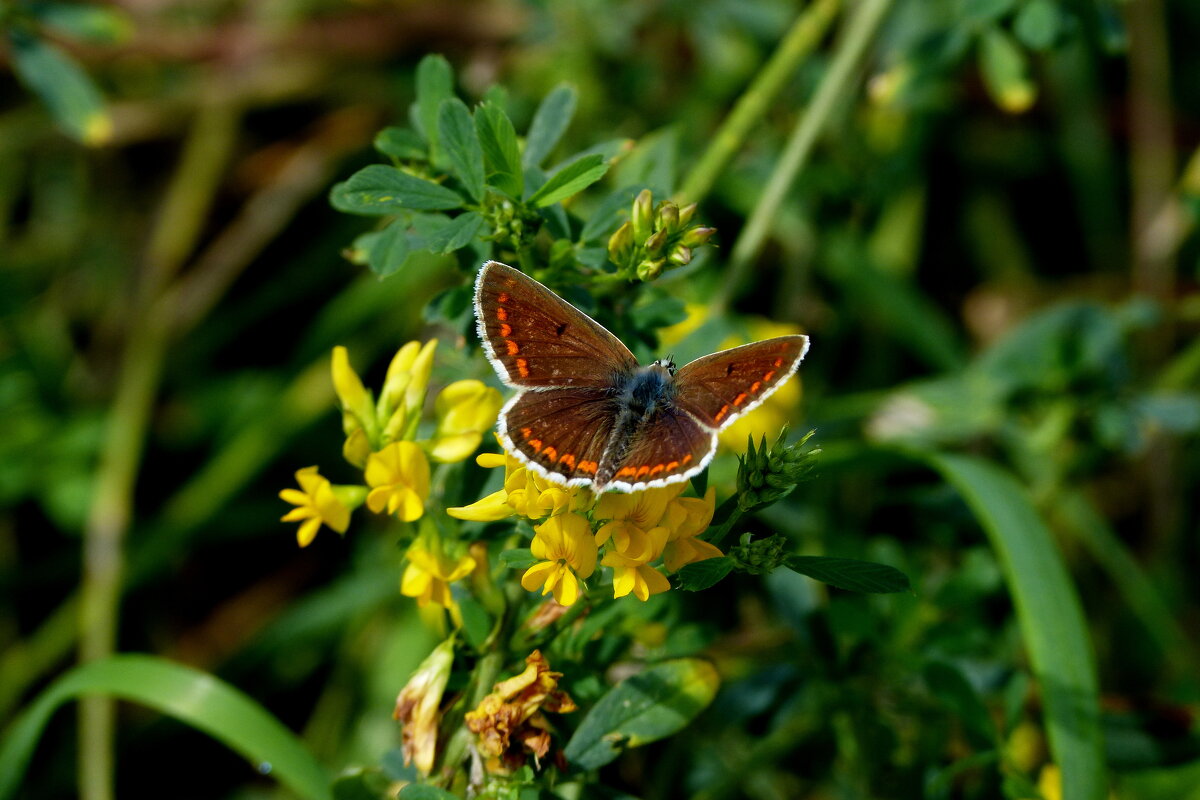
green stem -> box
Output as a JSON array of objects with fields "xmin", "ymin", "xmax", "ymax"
[
  {"xmin": 716, "ymin": 0, "xmax": 894, "ymax": 315},
  {"xmin": 77, "ymin": 320, "xmax": 170, "ymax": 800},
  {"xmin": 675, "ymin": 0, "xmax": 842, "ymax": 207},
  {"xmin": 77, "ymin": 102, "xmax": 238, "ymax": 800}
]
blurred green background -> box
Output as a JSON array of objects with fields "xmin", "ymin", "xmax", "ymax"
[{"xmin": 2, "ymin": 0, "xmax": 1199, "ymax": 798}]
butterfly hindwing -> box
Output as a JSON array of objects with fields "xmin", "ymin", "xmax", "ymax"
[
  {"xmin": 499, "ymin": 388, "xmax": 618, "ymax": 485},
  {"xmin": 604, "ymin": 406, "xmax": 716, "ymax": 491},
  {"xmin": 475, "ymin": 261, "xmax": 638, "ymax": 389},
  {"xmin": 673, "ymin": 335, "xmax": 810, "ymax": 431}
]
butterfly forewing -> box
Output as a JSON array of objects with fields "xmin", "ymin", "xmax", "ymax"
[
  {"xmin": 475, "ymin": 261, "xmax": 638, "ymax": 389},
  {"xmin": 673, "ymin": 335, "xmax": 810, "ymax": 431},
  {"xmin": 500, "ymin": 389, "xmax": 617, "ymax": 485},
  {"xmin": 604, "ymin": 407, "xmax": 716, "ymax": 491}
]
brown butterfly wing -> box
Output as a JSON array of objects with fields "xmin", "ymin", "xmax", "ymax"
[
  {"xmin": 475, "ymin": 261, "xmax": 638, "ymax": 389},
  {"xmin": 603, "ymin": 406, "xmax": 716, "ymax": 492},
  {"xmin": 499, "ymin": 388, "xmax": 617, "ymax": 486},
  {"xmin": 673, "ymin": 335, "xmax": 810, "ymax": 431}
]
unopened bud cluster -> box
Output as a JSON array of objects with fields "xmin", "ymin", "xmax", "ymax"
[
  {"xmin": 607, "ymin": 189, "xmax": 716, "ymax": 280},
  {"xmin": 728, "ymin": 533, "xmax": 788, "ymax": 575},
  {"xmin": 736, "ymin": 428, "xmax": 819, "ymax": 512},
  {"xmin": 487, "ymin": 198, "xmax": 538, "ymax": 252}
]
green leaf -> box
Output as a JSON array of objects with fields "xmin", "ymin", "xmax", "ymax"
[
  {"xmin": 398, "ymin": 786, "xmax": 460, "ymax": 800},
  {"xmin": 677, "ymin": 557, "xmax": 734, "ymax": 591},
  {"xmin": 414, "ymin": 54, "xmax": 454, "ymax": 160},
  {"xmin": 563, "ymin": 658, "xmax": 719, "ymax": 770},
  {"xmin": 0, "ymin": 655, "xmax": 332, "ymax": 800},
  {"xmin": 330, "ymin": 165, "xmax": 463, "ymax": 215},
  {"xmin": 783, "ymin": 556, "xmax": 911, "ymax": 593},
  {"xmin": 1013, "ymin": 0, "xmax": 1063, "ymax": 51},
  {"xmin": 924, "ymin": 453, "xmax": 1105, "ymax": 800},
  {"xmin": 523, "ymin": 84, "xmax": 577, "ymax": 167},
  {"xmin": 7, "ymin": 31, "xmax": 110, "ymax": 145},
  {"xmin": 500, "ymin": 548, "xmax": 537, "ymax": 570},
  {"xmin": 367, "ymin": 219, "xmax": 411, "ymax": 277},
  {"xmin": 923, "ymin": 661, "xmax": 997, "ymax": 749},
  {"xmin": 438, "ymin": 98, "xmax": 485, "ymax": 202},
  {"xmin": 456, "ymin": 593, "xmax": 493, "ymax": 650},
  {"xmin": 30, "ymin": 3, "xmax": 134, "ymax": 44},
  {"xmin": 374, "ymin": 127, "xmax": 426, "ymax": 160},
  {"xmin": 475, "ymin": 103, "xmax": 523, "ymax": 198},
  {"xmin": 423, "ymin": 211, "xmax": 485, "ymax": 254},
  {"xmin": 527, "ymin": 154, "xmax": 608, "ymax": 208}
]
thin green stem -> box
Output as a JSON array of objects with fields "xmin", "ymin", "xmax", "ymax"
[
  {"xmin": 675, "ymin": 0, "xmax": 842, "ymax": 207},
  {"xmin": 716, "ymin": 0, "xmax": 894, "ymax": 315},
  {"xmin": 77, "ymin": 101, "xmax": 238, "ymax": 800}
]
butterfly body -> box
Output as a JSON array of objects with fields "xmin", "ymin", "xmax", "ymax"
[{"xmin": 474, "ymin": 261, "xmax": 809, "ymax": 493}]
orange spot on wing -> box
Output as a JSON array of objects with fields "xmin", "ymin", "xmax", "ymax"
[
  {"xmin": 682, "ymin": 454, "xmax": 693, "ymax": 465},
  {"xmin": 649, "ymin": 464, "xmax": 665, "ymax": 476},
  {"xmin": 635, "ymin": 465, "xmax": 651, "ymax": 479},
  {"xmin": 762, "ymin": 370, "xmax": 776, "ymax": 382},
  {"xmin": 773, "ymin": 357, "xmax": 783, "ymax": 367},
  {"xmin": 506, "ymin": 340, "xmax": 520, "ymax": 355},
  {"xmin": 559, "ymin": 453, "xmax": 576, "ymax": 468},
  {"xmin": 528, "ymin": 439, "xmax": 542, "ymax": 452},
  {"xmin": 499, "ymin": 323, "xmax": 512, "ymax": 337},
  {"xmin": 750, "ymin": 381, "xmax": 761, "ymax": 392},
  {"xmin": 542, "ymin": 446, "xmax": 557, "ymax": 461},
  {"xmin": 617, "ymin": 466, "xmax": 637, "ymax": 478},
  {"xmin": 667, "ymin": 460, "xmax": 679, "ymax": 471},
  {"xmin": 578, "ymin": 460, "xmax": 597, "ymax": 474},
  {"xmin": 521, "ymin": 427, "xmax": 532, "ymax": 438},
  {"xmin": 733, "ymin": 392, "xmax": 748, "ymax": 406},
  {"xmin": 498, "ymin": 292, "xmax": 510, "ymax": 303},
  {"xmin": 496, "ymin": 307, "xmax": 508, "ymax": 321},
  {"xmin": 516, "ymin": 358, "xmax": 529, "ymax": 377},
  {"xmin": 714, "ymin": 404, "xmax": 730, "ymax": 422}
]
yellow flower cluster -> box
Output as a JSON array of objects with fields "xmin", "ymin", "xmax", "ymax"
[
  {"xmin": 452, "ymin": 448, "xmax": 722, "ymax": 606},
  {"xmin": 279, "ymin": 340, "xmax": 502, "ymax": 552},
  {"xmin": 447, "ymin": 442, "xmax": 592, "ymax": 523}
]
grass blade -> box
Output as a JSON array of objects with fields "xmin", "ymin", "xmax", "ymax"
[
  {"xmin": 0, "ymin": 655, "xmax": 332, "ymax": 800},
  {"xmin": 924, "ymin": 453, "xmax": 1105, "ymax": 800}
]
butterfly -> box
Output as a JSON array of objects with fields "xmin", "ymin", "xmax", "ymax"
[{"xmin": 474, "ymin": 261, "xmax": 810, "ymax": 493}]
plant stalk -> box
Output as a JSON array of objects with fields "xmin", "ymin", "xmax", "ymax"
[
  {"xmin": 675, "ymin": 0, "xmax": 842, "ymax": 207},
  {"xmin": 717, "ymin": 0, "xmax": 893, "ymax": 315}
]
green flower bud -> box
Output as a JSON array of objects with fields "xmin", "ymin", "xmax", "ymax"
[
  {"xmin": 657, "ymin": 202, "xmax": 679, "ymax": 233},
  {"xmin": 680, "ymin": 226, "xmax": 717, "ymax": 247},
  {"xmin": 636, "ymin": 258, "xmax": 665, "ymax": 281},
  {"xmin": 632, "ymin": 189, "xmax": 654, "ymax": 241},
  {"xmin": 668, "ymin": 245, "xmax": 692, "ymax": 266},
  {"xmin": 678, "ymin": 203, "xmax": 698, "ymax": 227},
  {"xmin": 608, "ymin": 220, "xmax": 634, "ymax": 262},
  {"xmin": 644, "ymin": 228, "xmax": 668, "ymax": 256}
]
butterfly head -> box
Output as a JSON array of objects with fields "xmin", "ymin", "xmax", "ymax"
[{"xmin": 650, "ymin": 357, "xmax": 677, "ymax": 377}]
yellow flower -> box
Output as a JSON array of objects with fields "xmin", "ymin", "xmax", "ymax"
[
  {"xmin": 601, "ymin": 525, "xmax": 671, "ymax": 601},
  {"xmin": 278, "ymin": 466, "xmax": 362, "ymax": 547},
  {"xmin": 401, "ymin": 538, "xmax": 476, "ymax": 611},
  {"xmin": 379, "ymin": 339, "xmax": 438, "ymax": 438},
  {"xmin": 448, "ymin": 444, "xmax": 590, "ymax": 522},
  {"xmin": 429, "ymin": 379, "xmax": 504, "ymax": 463},
  {"xmin": 661, "ymin": 487, "xmax": 722, "ymax": 571},
  {"xmin": 366, "ymin": 441, "xmax": 431, "ymax": 521},
  {"xmin": 394, "ymin": 637, "xmax": 455, "ymax": 776},
  {"xmin": 332, "ymin": 346, "xmax": 376, "ymax": 444},
  {"xmin": 594, "ymin": 484, "xmax": 681, "ymax": 559},
  {"xmin": 521, "ymin": 513, "xmax": 597, "ymax": 606}
]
